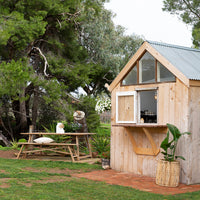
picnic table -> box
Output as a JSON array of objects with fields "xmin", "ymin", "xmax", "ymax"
[{"xmin": 17, "ymin": 132, "xmax": 95, "ymax": 162}]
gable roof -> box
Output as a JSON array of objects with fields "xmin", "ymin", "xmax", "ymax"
[
  {"xmin": 148, "ymin": 41, "xmax": 200, "ymax": 80},
  {"xmin": 109, "ymin": 41, "xmax": 200, "ymax": 91}
]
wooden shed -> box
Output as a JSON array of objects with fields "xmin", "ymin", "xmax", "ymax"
[{"xmin": 108, "ymin": 41, "xmax": 200, "ymax": 185}]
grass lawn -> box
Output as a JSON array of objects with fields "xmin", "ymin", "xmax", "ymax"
[{"xmin": 0, "ymin": 158, "xmax": 199, "ymax": 199}]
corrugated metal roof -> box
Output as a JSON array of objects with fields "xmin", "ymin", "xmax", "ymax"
[{"xmin": 147, "ymin": 41, "xmax": 200, "ymax": 80}]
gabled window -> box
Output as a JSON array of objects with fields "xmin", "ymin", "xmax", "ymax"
[
  {"xmin": 139, "ymin": 52, "xmax": 155, "ymax": 84},
  {"xmin": 121, "ymin": 51, "xmax": 175, "ymax": 85},
  {"xmin": 122, "ymin": 65, "xmax": 137, "ymax": 85},
  {"xmin": 157, "ymin": 61, "xmax": 175, "ymax": 82}
]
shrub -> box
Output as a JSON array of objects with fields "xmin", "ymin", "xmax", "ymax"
[{"xmin": 91, "ymin": 135, "xmax": 110, "ymax": 158}]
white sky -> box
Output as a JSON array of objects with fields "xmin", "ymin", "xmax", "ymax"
[{"xmin": 105, "ymin": 0, "xmax": 193, "ymax": 47}]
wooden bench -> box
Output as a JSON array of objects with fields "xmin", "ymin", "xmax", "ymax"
[{"xmin": 17, "ymin": 142, "xmax": 78, "ymax": 162}]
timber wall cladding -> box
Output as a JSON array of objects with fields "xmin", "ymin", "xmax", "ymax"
[
  {"xmin": 189, "ymin": 87, "xmax": 200, "ymax": 184},
  {"xmin": 111, "ymin": 80, "xmax": 190, "ymax": 181}
]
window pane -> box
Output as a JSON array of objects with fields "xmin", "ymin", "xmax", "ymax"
[
  {"xmin": 157, "ymin": 62, "xmax": 175, "ymax": 82},
  {"xmin": 140, "ymin": 90, "xmax": 157, "ymax": 123},
  {"xmin": 139, "ymin": 52, "xmax": 155, "ymax": 83},
  {"xmin": 122, "ymin": 65, "xmax": 137, "ymax": 85}
]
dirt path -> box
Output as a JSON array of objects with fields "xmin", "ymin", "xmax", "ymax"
[{"xmin": 0, "ymin": 149, "xmax": 18, "ymax": 159}]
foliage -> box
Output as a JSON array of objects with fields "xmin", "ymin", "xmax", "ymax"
[
  {"xmin": 160, "ymin": 123, "xmax": 191, "ymax": 161},
  {"xmin": 0, "ymin": 0, "xmax": 107, "ymax": 138},
  {"xmin": 18, "ymin": 138, "xmax": 27, "ymax": 143},
  {"xmin": 42, "ymin": 124, "xmax": 70, "ymax": 143},
  {"xmin": 0, "ymin": 0, "xmax": 143, "ymax": 141},
  {"xmin": 42, "ymin": 121, "xmax": 80, "ymax": 143},
  {"xmin": 95, "ymin": 94, "xmax": 111, "ymax": 114},
  {"xmin": 96, "ymin": 126, "xmax": 111, "ymax": 137},
  {"xmin": 43, "ymin": 123, "xmax": 57, "ymax": 133},
  {"xmin": 79, "ymin": 7, "xmax": 143, "ymax": 95},
  {"xmin": 162, "ymin": 0, "xmax": 200, "ymax": 47},
  {"xmin": 10, "ymin": 140, "xmax": 19, "ymax": 150},
  {"xmin": 91, "ymin": 124, "xmax": 111, "ymax": 158},
  {"xmin": 91, "ymin": 134, "xmax": 110, "ymax": 158},
  {"xmin": 0, "ymin": 59, "xmax": 31, "ymax": 98},
  {"xmin": 10, "ymin": 138, "xmax": 27, "ymax": 150},
  {"xmin": 62, "ymin": 121, "xmax": 82, "ymax": 133}
]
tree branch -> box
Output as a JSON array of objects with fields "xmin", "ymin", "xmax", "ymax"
[
  {"xmin": 182, "ymin": 0, "xmax": 200, "ymax": 21},
  {"xmin": 33, "ymin": 47, "xmax": 49, "ymax": 77}
]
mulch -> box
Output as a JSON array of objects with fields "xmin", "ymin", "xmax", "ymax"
[{"xmin": 1, "ymin": 150, "xmax": 200, "ymax": 195}]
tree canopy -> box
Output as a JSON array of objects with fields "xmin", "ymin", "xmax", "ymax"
[
  {"xmin": 162, "ymin": 0, "xmax": 200, "ymax": 47},
  {"xmin": 0, "ymin": 0, "xmax": 143, "ymax": 139},
  {"xmin": 80, "ymin": 8, "xmax": 143, "ymax": 95}
]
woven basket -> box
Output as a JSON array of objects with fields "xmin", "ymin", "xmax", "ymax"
[{"xmin": 156, "ymin": 159, "xmax": 180, "ymax": 187}]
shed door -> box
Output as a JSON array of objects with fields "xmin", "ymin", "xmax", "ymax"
[{"xmin": 116, "ymin": 91, "xmax": 137, "ymax": 123}]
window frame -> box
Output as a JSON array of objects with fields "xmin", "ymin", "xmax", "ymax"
[
  {"xmin": 121, "ymin": 51, "xmax": 176, "ymax": 86},
  {"xmin": 136, "ymin": 88, "xmax": 158, "ymax": 124},
  {"xmin": 116, "ymin": 91, "xmax": 137, "ymax": 123}
]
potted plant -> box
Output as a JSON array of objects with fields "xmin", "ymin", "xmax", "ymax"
[
  {"xmin": 101, "ymin": 151, "xmax": 110, "ymax": 169},
  {"xmin": 90, "ymin": 134, "xmax": 111, "ymax": 169},
  {"xmin": 156, "ymin": 123, "xmax": 191, "ymax": 187}
]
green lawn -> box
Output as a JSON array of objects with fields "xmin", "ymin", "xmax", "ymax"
[{"xmin": 0, "ymin": 158, "xmax": 199, "ymax": 200}]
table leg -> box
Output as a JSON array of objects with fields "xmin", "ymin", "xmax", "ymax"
[
  {"xmin": 76, "ymin": 136, "xmax": 80, "ymax": 161},
  {"xmin": 16, "ymin": 144, "xmax": 24, "ymax": 159},
  {"xmin": 28, "ymin": 135, "xmax": 33, "ymax": 143},
  {"xmin": 68, "ymin": 146, "xmax": 75, "ymax": 162},
  {"xmin": 85, "ymin": 135, "xmax": 92, "ymax": 158}
]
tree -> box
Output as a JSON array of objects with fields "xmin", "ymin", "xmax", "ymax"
[
  {"xmin": 0, "ymin": 0, "xmax": 106, "ymax": 138},
  {"xmin": 79, "ymin": 7, "xmax": 143, "ymax": 95},
  {"xmin": 0, "ymin": 0, "xmax": 143, "ymax": 140},
  {"xmin": 162, "ymin": 0, "xmax": 200, "ymax": 47}
]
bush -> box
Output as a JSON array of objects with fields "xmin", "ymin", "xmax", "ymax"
[
  {"xmin": 91, "ymin": 135, "xmax": 110, "ymax": 158},
  {"xmin": 91, "ymin": 126, "xmax": 111, "ymax": 158},
  {"xmin": 96, "ymin": 126, "xmax": 110, "ymax": 137}
]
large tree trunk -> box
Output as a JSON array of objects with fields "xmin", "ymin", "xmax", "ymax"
[
  {"xmin": 0, "ymin": 131, "xmax": 11, "ymax": 147},
  {"xmin": 32, "ymin": 86, "xmax": 39, "ymax": 128},
  {"xmin": 12, "ymin": 100, "xmax": 20, "ymax": 129},
  {"xmin": 19, "ymin": 88, "xmax": 27, "ymax": 133},
  {"xmin": 25, "ymin": 83, "xmax": 34, "ymax": 126}
]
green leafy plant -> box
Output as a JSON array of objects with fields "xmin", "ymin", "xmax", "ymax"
[
  {"xmin": 62, "ymin": 121, "xmax": 81, "ymax": 133},
  {"xmin": 96, "ymin": 125, "xmax": 111, "ymax": 137},
  {"xmin": 43, "ymin": 123, "xmax": 57, "ymax": 133},
  {"xmin": 10, "ymin": 140, "xmax": 18, "ymax": 149},
  {"xmin": 160, "ymin": 123, "xmax": 191, "ymax": 161},
  {"xmin": 10, "ymin": 138, "xmax": 27, "ymax": 150},
  {"xmin": 91, "ymin": 135, "xmax": 110, "ymax": 158}
]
